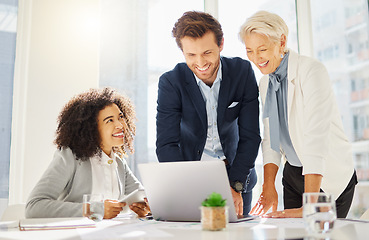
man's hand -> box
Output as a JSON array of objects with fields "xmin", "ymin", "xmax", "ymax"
[{"xmin": 230, "ymin": 187, "xmax": 243, "ymax": 216}]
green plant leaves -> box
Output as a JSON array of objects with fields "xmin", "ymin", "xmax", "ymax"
[{"xmin": 201, "ymin": 192, "xmax": 226, "ymax": 207}]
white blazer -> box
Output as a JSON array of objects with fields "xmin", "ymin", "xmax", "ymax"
[{"xmin": 259, "ymin": 49, "xmax": 354, "ymax": 200}]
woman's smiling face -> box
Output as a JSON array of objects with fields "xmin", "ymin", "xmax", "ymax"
[
  {"xmin": 97, "ymin": 103, "xmax": 128, "ymax": 156},
  {"xmin": 243, "ymin": 32, "xmax": 285, "ymax": 75}
]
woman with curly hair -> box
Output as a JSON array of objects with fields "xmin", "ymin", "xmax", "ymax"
[{"xmin": 26, "ymin": 87, "xmax": 150, "ymax": 219}]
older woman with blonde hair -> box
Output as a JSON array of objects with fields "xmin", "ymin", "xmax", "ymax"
[{"xmin": 239, "ymin": 10, "xmax": 357, "ymax": 218}]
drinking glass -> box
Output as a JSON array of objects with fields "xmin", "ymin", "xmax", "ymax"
[
  {"xmin": 303, "ymin": 192, "xmax": 337, "ymax": 234},
  {"xmin": 83, "ymin": 194, "xmax": 104, "ymax": 221}
]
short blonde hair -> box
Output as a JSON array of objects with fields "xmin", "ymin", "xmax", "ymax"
[{"xmin": 239, "ymin": 10, "xmax": 289, "ymax": 50}]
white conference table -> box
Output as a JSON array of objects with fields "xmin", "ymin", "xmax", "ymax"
[{"xmin": 0, "ymin": 215, "xmax": 368, "ymax": 240}]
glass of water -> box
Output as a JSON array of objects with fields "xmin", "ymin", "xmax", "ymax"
[
  {"xmin": 83, "ymin": 194, "xmax": 104, "ymax": 221},
  {"xmin": 303, "ymin": 192, "xmax": 337, "ymax": 235}
]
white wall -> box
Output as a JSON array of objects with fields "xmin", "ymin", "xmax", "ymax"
[{"xmin": 9, "ymin": 0, "xmax": 100, "ymax": 204}]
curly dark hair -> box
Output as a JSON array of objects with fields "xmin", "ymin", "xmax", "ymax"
[
  {"xmin": 172, "ymin": 11, "xmax": 223, "ymax": 50},
  {"xmin": 54, "ymin": 87, "xmax": 136, "ymax": 161}
]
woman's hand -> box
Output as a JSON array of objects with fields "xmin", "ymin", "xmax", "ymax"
[
  {"xmin": 249, "ymin": 184, "xmax": 278, "ymax": 216},
  {"xmin": 103, "ymin": 199, "xmax": 125, "ymax": 219},
  {"xmin": 129, "ymin": 198, "xmax": 151, "ymax": 218},
  {"xmin": 259, "ymin": 175, "xmax": 321, "ymax": 218},
  {"xmin": 250, "ymin": 163, "xmax": 279, "ymax": 216},
  {"xmin": 263, "ymin": 207, "xmax": 302, "ymax": 218}
]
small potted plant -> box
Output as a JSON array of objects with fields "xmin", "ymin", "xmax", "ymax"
[{"xmin": 201, "ymin": 192, "xmax": 228, "ymax": 231}]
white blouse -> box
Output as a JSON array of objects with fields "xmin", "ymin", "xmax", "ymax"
[{"xmin": 90, "ymin": 151, "xmax": 120, "ymax": 200}]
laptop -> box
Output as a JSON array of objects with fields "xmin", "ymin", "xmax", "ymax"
[{"xmin": 138, "ymin": 160, "xmax": 256, "ymax": 222}]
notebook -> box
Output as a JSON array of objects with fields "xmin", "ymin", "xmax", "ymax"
[
  {"xmin": 19, "ymin": 217, "xmax": 96, "ymax": 231},
  {"xmin": 138, "ymin": 160, "xmax": 256, "ymax": 222}
]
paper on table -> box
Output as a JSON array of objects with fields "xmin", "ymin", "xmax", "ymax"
[{"xmin": 19, "ymin": 217, "xmax": 96, "ymax": 231}]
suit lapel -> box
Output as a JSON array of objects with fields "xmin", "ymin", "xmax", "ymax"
[
  {"xmin": 217, "ymin": 58, "xmax": 230, "ymax": 126},
  {"xmin": 184, "ymin": 67, "xmax": 207, "ymax": 129}
]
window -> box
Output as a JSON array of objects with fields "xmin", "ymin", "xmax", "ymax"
[
  {"xmin": 0, "ymin": 0, "xmax": 17, "ymax": 216},
  {"xmin": 311, "ymin": 0, "xmax": 369, "ymax": 217}
]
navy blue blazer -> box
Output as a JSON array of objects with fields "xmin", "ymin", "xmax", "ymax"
[{"xmin": 156, "ymin": 57, "xmax": 261, "ymax": 183}]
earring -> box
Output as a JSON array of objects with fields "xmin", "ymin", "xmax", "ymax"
[{"xmin": 280, "ymin": 53, "xmax": 284, "ymax": 58}]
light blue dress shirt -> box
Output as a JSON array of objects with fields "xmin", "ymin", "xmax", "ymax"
[{"xmin": 194, "ymin": 62, "xmax": 225, "ymax": 161}]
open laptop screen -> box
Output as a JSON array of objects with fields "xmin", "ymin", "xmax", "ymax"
[{"xmin": 138, "ymin": 161, "xmax": 241, "ymax": 222}]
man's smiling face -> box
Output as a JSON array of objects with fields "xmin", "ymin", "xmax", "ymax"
[{"xmin": 181, "ymin": 31, "xmax": 223, "ymax": 86}]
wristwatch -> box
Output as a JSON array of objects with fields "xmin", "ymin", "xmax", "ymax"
[{"xmin": 230, "ymin": 181, "xmax": 244, "ymax": 193}]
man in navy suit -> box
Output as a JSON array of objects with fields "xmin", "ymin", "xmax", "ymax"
[{"xmin": 156, "ymin": 11, "xmax": 261, "ymax": 216}]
